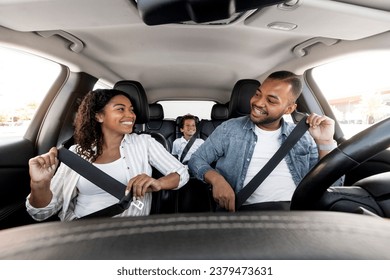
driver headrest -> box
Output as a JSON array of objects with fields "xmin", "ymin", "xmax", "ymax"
[
  {"xmin": 228, "ymin": 79, "xmax": 260, "ymax": 118},
  {"xmin": 113, "ymin": 80, "xmax": 149, "ymax": 124}
]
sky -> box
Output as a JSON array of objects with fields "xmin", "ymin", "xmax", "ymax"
[
  {"xmin": 0, "ymin": 46, "xmax": 60, "ymax": 113},
  {"xmin": 313, "ymin": 51, "xmax": 390, "ymax": 99}
]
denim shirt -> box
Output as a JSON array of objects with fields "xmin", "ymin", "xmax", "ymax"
[{"xmin": 188, "ymin": 116, "xmax": 322, "ymax": 193}]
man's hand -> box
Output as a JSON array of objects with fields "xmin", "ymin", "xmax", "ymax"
[
  {"xmin": 205, "ymin": 170, "xmax": 235, "ymax": 212},
  {"xmin": 306, "ymin": 113, "xmax": 335, "ymax": 145}
]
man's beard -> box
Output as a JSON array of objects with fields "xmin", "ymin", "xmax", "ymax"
[{"xmin": 250, "ymin": 110, "xmax": 284, "ymax": 127}]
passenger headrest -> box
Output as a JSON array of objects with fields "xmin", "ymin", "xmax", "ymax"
[
  {"xmin": 211, "ymin": 104, "xmax": 229, "ymax": 120},
  {"xmin": 228, "ymin": 79, "xmax": 260, "ymax": 118},
  {"xmin": 149, "ymin": 104, "xmax": 164, "ymax": 120},
  {"xmin": 113, "ymin": 80, "xmax": 149, "ymax": 124}
]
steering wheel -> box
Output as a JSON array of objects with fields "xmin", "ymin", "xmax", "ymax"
[{"xmin": 290, "ymin": 117, "xmax": 390, "ymax": 210}]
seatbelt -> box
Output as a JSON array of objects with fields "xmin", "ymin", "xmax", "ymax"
[
  {"xmin": 235, "ymin": 116, "xmax": 309, "ymax": 210},
  {"xmin": 57, "ymin": 146, "xmax": 138, "ymax": 218},
  {"xmin": 179, "ymin": 132, "xmax": 198, "ymax": 163}
]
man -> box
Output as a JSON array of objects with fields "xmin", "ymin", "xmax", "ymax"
[
  {"xmin": 172, "ymin": 114, "xmax": 204, "ymax": 164},
  {"xmin": 188, "ymin": 71, "xmax": 341, "ymax": 212}
]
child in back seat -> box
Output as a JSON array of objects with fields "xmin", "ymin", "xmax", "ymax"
[{"xmin": 172, "ymin": 114, "xmax": 204, "ymax": 164}]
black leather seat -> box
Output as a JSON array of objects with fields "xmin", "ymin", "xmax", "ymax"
[
  {"xmin": 113, "ymin": 80, "xmax": 169, "ymax": 151},
  {"xmin": 114, "ymin": 81, "xmax": 177, "ymax": 214},
  {"xmin": 199, "ymin": 103, "xmax": 229, "ymax": 140},
  {"xmin": 227, "ymin": 78, "xmax": 305, "ymax": 123},
  {"xmin": 228, "ymin": 79, "xmax": 260, "ymax": 118},
  {"xmin": 114, "ymin": 80, "xmax": 149, "ymax": 126},
  {"xmin": 145, "ymin": 103, "xmax": 176, "ymax": 152}
]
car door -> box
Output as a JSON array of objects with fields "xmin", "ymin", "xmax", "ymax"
[{"xmin": 0, "ymin": 46, "xmax": 97, "ymax": 229}]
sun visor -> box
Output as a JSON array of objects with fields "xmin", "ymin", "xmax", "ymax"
[{"xmin": 245, "ymin": 0, "xmax": 390, "ymax": 40}]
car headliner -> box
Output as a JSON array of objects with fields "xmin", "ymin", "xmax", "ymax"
[{"xmin": 0, "ymin": 0, "xmax": 390, "ymax": 104}]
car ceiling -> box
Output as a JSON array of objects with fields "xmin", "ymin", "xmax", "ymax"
[{"xmin": 0, "ymin": 0, "xmax": 389, "ymax": 103}]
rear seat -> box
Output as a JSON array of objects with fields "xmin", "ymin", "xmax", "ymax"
[
  {"xmin": 173, "ymin": 114, "xmax": 216, "ymax": 212},
  {"xmin": 165, "ymin": 80, "xmax": 261, "ymax": 214},
  {"xmin": 195, "ymin": 79, "xmax": 259, "ymax": 141},
  {"xmin": 145, "ymin": 103, "xmax": 176, "ymax": 152},
  {"xmin": 199, "ymin": 103, "xmax": 229, "ymax": 140}
]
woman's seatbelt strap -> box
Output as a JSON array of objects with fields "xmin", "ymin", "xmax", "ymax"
[
  {"xmin": 57, "ymin": 145, "xmax": 127, "ymax": 200},
  {"xmin": 57, "ymin": 146, "xmax": 140, "ymax": 218}
]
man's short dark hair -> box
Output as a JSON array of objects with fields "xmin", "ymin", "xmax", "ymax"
[{"xmin": 268, "ymin": 71, "xmax": 303, "ymax": 100}]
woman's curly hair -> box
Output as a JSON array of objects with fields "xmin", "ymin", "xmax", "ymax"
[{"xmin": 73, "ymin": 89, "xmax": 133, "ymax": 162}]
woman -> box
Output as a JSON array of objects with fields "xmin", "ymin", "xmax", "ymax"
[{"xmin": 26, "ymin": 89, "xmax": 189, "ymax": 221}]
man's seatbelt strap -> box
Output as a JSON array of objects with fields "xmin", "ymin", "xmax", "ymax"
[{"xmin": 235, "ymin": 116, "xmax": 309, "ymax": 209}]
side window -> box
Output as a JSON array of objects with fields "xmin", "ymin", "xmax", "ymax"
[
  {"xmin": 312, "ymin": 51, "xmax": 390, "ymax": 139},
  {"xmin": 0, "ymin": 46, "xmax": 61, "ymax": 140},
  {"xmin": 93, "ymin": 79, "xmax": 113, "ymax": 90}
]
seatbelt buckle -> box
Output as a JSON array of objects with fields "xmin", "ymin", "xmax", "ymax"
[
  {"xmin": 130, "ymin": 199, "xmax": 144, "ymax": 211},
  {"xmin": 119, "ymin": 191, "xmax": 144, "ymax": 211}
]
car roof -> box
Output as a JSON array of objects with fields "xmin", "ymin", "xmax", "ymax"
[{"xmin": 0, "ymin": 0, "xmax": 390, "ymax": 104}]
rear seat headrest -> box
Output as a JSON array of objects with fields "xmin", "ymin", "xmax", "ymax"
[
  {"xmin": 228, "ymin": 79, "xmax": 260, "ymax": 118},
  {"xmin": 149, "ymin": 104, "xmax": 164, "ymax": 120},
  {"xmin": 211, "ymin": 104, "xmax": 229, "ymax": 120},
  {"xmin": 113, "ymin": 80, "xmax": 149, "ymax": 124}
]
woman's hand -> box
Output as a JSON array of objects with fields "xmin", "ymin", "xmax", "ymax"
[
  {"xmin": 29, "ymin": 147, "xmax": 59, "ymax": 186},
  {"xmin": 125, "ymin": 172, "xmax": 180, "ymax": 199},
  {"xmin": 28, "ymin": 147, "xmax": 59, "ymax": 207},
  {"xmin": 125, "ymin": 173, "xmax": 161, "ymax": 199}
]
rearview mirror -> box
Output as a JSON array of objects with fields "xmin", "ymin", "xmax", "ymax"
[{"xmin": 136, "ymin": 0, "xmax": 286, "ymax": 25}]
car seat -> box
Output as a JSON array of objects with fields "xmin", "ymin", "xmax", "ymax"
[
  {"xmin": 145, "ymin": 103, "xmax": 176, "ymax": 152},
  {"xmin": 199, "ymin": 103, "xmax": 229, "ymax": 140}
]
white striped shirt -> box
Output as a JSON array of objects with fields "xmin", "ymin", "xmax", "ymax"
[{"xmin": 26, "ymin": 133, "xmax": 189, "ymax": 221}]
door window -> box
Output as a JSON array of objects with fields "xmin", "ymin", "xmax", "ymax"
[
  {"xmin": 312, "ymin": 51, "xmax": 390, "ymax": 139},
  {"xmin": 0, "ymin": 46, "xmax": 61, "ymax": 139}
]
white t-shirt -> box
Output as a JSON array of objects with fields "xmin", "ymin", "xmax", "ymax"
[
  {"xmin": 74, "ymin": 158, "xmax": 127, "ymax": 218},
  {"xmin": 243, "ymin": 125, "xmax": 296, "ymax": 205},
  {"xmin": 172, "ymin": 136, "xmax": 204, "ymax": 163}
]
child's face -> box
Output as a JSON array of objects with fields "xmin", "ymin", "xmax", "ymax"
[{"xmin": 180, "ymin": 119, "xmax": 196, "ymax": 139}]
